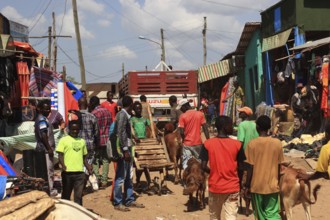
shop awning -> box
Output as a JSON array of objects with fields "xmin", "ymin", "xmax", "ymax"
[
  {"xmin": 262, "ymin": 28, "xmax": 292, "ymax": 52},
  {"xmin": 290, "ymin": 37, "xmax": 330, "ymax": 51},
  {"xmin": 198, "ymin": 59, "xmax": 233, "ymax": 83},
  {"xmin": 14, "ymin": 41, "xmax": 39, "ymax": 56}
]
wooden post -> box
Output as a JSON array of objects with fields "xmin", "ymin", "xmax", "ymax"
[
  {"xmin": 47, "ymin": 26, "xmax": 52, "ymax": 68},
  {"xmin": 203, "ymin": 17, "xmax": 207, "ymax": 65},
  {"xmin": 72, "ymin": 0, "xmax": 86, "ymax": 90},
  {"xmin": 52, "ymin": 12, "xmax": 57, "ymax": 72},
  {"xmin": 161, "ymin": 28, "xmax": 165, "ymax": 70}
]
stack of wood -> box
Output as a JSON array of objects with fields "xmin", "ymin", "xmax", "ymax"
[{"xmin": 0, "ymin": 191, "xmax": 54, "ymax": 220}]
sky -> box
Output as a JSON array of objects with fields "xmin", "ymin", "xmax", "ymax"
[{"xmin": 0, "ymin": 0, "xmax": 278, "ymax": 83}]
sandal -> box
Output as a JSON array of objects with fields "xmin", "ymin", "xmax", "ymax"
[
  {"xmin": 127, "ymin": 201, "xmax": 145, "ymax": 208},
  {"xmin": 114, "ymin": 204, "xmax": 130, "ymax": 212}
]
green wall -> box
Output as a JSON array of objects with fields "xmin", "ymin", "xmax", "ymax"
[{"xmin": 243, "ymin": 30, "xmax": 264, "ymax": 111}]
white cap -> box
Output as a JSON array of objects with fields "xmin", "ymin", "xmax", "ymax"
[{"xmin": 176, "ymin": 99, "xmax": 189, "ymax": 110}]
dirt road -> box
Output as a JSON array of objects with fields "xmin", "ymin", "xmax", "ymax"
[{"xmin": 83, "ymin": 166, "xmax": 329, "ymax": 220}]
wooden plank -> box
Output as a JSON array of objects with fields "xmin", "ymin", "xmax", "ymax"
[
  {"xmin": 139, "ymin": 159, "xmax": 169, "ymax": 164},
  {"xmin": 135, "ymin": 149, "xmax": 165, "ymax": 154},
  {"xmin": 138, "ymin": 155, "xmax": 167, "ymax": 160},
  {"xmin": 135, "ymin": 146, "xmax": 164, "ymax": 150}
]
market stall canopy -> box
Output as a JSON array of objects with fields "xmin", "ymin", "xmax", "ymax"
[
  {"xmin": 262, "ymin": 28, "xmax": 292, "ymax": 52},
  {"xmin": 14, "ymin": 41, "xmax": 39, "ymax": 56},
  {"xmin": 198, "ymin": 59, "xmax": 233, "ymax": 83},
  {"xmin": 290, "ymin": 36, "xmax": 330, "ymax": 51}
]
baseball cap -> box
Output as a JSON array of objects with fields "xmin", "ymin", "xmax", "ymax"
[
  {"xmin": 237, "ymin": 106, "xmax": 253, "ymax": 116},
  {"xmin": 176, "ymin": 99, "xmax": 189, "ymax": 110}
]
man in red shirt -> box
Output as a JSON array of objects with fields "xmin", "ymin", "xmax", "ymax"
[
  {"xmin": 200, "ymin": 116, "xmax": 245, "ymax": 220},
  {"xmin": 101, "ymin": 91, "xmax": 117, "ymax": 122},
  {"xmin": 177, "ymin": 99, "xmax": 209, "ymax": 170}
]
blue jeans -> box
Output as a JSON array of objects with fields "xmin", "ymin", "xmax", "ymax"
[
  {"xmin": 113, "ymin": 158, "xmax": 134, "ymax": 206},
  {"xmin": 182, "ymin": 144, "xmax": 203, "ymax": 170}
]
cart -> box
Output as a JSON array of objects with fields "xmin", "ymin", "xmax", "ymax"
[{"xmin": 134, "ymin": 138, "xmax": 173, "ymax": 195}]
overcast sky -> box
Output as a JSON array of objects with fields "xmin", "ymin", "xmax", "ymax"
[{"xmin": 1, "ymin": 0, "xmax": 278, "ymax": 83}]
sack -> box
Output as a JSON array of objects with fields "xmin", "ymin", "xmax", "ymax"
[{"xmin": 106, "ymin": 122, "xmax": 120, "ymax": 161}]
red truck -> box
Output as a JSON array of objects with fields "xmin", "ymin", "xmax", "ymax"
[{"xmin": 118, "ymin": 70, "xmax": 198, "ymax": 124}]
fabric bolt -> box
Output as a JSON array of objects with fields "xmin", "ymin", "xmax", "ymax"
[
  {"xmin": 178, "ymin": 109, "xmax": 206, "ymax": 146},
  {"xmin": 182, "ymin": 144, "xmax": 202, "ymax": 170},
  {"xmin": 315, "ymin": 140, "xmax": 330, "ymax": 176},
  {"xmin": 245, "ymin": 136, "xmax": 284, "ymax": 194},
  {"xmin": 101, "ymin": 101, "xmax": 117, "ymax": 122},
  {"xmin": 209, "ymin": 191, "xmax": 239, "ymax": 220},
  {"xmin": 79, "ymin": 110, "xmax": 99, "ymax": 152},
  {"xmin": 92, "ymin": 106, "xmax": 112, "ymax": 147},
  {"xmin": 201, "ymin": 137, "xmax": 242, "ymax": 194},
  {"xmin": 56, "ymin": 135, "xmax": 88, "ymax": 172},
  {"xmin": 29, "ymin": 67, "xmax": 61, "ymax": 97},
  {"xmin": 61, "ymin": 172, "xmax": 85, "ymax": 205},
  {"xmin": 130, "ymin": 116, "xmax": 150, "ymax": 139},
  {"xmin": 237, "ymin": 120, "xmax": 259, "ymax": 150},
  {"xmin": 251, "ymin": 193, "xmax": 281, "ymax": 220}
]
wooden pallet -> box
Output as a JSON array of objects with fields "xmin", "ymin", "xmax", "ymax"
[{"xmin": 134, "ymin": 138, "xmax": 173, "ymax": 195}]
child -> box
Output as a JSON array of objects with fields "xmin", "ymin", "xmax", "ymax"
[{"xmin": 57, "ymin": 119, "xmax": 92, "ymax": 205}]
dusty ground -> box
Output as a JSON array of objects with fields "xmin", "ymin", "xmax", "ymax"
[{"xmin": 83, "ymin": 163, "xmax": 330, "ymax": 220}]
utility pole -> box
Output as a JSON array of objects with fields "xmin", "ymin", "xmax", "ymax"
[
  {"xmin": 122, "ymin": 63, "xmax": 125, "ymax": 79},
  {"xmin": 52, "ymin": 12, "xmax": 57, "ymax": 72},
  {"xmin": 47, "ymin": 26, "xmax": 52, "ymax": 68},
  {"xmin": 72, "ymin": 0, "xmax": 87, "ymax": 90},
  {"xmin": 160, "ymin": 28, "xmax": 165, "ymax": 70},
  {"xmin": 202, "ymin": 17, "xmax": 207, "ymax": 65}
]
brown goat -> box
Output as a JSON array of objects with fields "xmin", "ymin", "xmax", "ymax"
[{"xmin": 182, "ymin": 157, "xmax": 206, "ymax": 210}]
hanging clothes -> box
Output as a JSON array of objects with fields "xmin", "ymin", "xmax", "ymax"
[
  {"xmin": 29, "ymin": 67, "xmax": 61, "ymax": 97},
  {"xmin": 320, "ymin": 62, "xmax": 329, "ymax": 117}
]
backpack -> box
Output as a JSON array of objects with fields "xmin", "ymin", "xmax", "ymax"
[{"xmin": 106, "ymin": 121, "xmax": 120, "ymax": 161}]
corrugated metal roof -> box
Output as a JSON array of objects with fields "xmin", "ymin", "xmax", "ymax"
[
  {"xmin": 290, "ymin": 36, "xmax": 330, "ymax": 51},
  {"xmin": 235, "ymin": 22, "xmax": 261, "ymax": 55}
]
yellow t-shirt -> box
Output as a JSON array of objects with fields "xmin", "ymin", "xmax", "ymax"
[
  {"xmin": 56, "ymin": 135, "xmax": 87, "ymax": 172},
  {"xmin": 316, "ymin": 140, "xmax": 330, "ymax": 176},
  {"xmin": 245, "ymin": 136, "xmax": 284, "ymax": 194}
]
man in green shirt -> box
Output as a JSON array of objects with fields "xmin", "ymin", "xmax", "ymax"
[
  {"xmin": 57, "ymin": 119, "xmax": 92, "ymax": 205},
  {"xmin": 131, "ymin": 101, "xmax": 151, "ymax": 139}
]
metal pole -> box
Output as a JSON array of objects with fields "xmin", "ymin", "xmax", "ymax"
[
  {"xmin": 161, "ymin": 28, "xmax": 165, "ymax": 70},
  {"xmin": 72, "ymin": 0, "xmax": 86, "ymax": 90}
]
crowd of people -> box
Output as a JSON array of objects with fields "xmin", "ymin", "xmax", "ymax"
[{"xmin": 31, "ymin": 89, "xmax": 330, "ymax": 220}]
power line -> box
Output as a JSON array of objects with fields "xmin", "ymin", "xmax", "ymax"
[
  {"xmin": 57, "ymin": 44, "xmax": 104, "ymax": 78},
  {"xmin": 58, "ymin": 0, "xmax": 67, "ymax": 35},
  {"xmin": 29, "ymin": 0, "xmax": 53, "ymax": 33},
  {"xmin": 200, "ymin": 0, "xmax": 262, "ymax": 11}
]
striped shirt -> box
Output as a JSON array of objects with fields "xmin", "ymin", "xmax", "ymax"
[
  {"xmin": 92, "ymin": 106, "xmax": 112, "ymax": 147},
  {"xmin": 79, "ymin": 110, "xmax": 100, "ymax": 152}
]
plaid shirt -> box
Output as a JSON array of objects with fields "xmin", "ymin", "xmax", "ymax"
[
  {"xmin": 79, "ymin": 110, "xmax": 100, "ymax": 152},
  {"xmin": 92, "ymin": 106, "xmax": 112, "ymax": 147}
]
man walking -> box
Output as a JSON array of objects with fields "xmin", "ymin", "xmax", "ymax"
[
  {"xmin": 101, "ymin": 91, "xmax": 117, "ymax": 123},
  {"xmin": 244, "ymin": 115, "xmax": 284, "ymax": 220},
  {"xmin": 113, "ymin": 96, "xmax": 144, "ymax": 211},
  {"xmin": 57, "ymin": 119, "xmax": 92, "ymax": 205},
  {"xmin": 169, "ymin": 95, "xmax": 182, "ymax": 128},
  {"xmin": 34, "ymin": 100, "xmax": 57, "ymax": 196},
  {"xmin": 78, "ymin": 98, "xmax": 100, "ymax": 173},
  {"xmin": 177, "ymin": 99, "xmax": 209, "ymax": 170},
  {"xmin": 89, "ymin": 96, "xmax": 112, "ymax": 187},
  {"xmin": 200, "ymin": 116, "xmax": 245, "ymax": 220}
]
